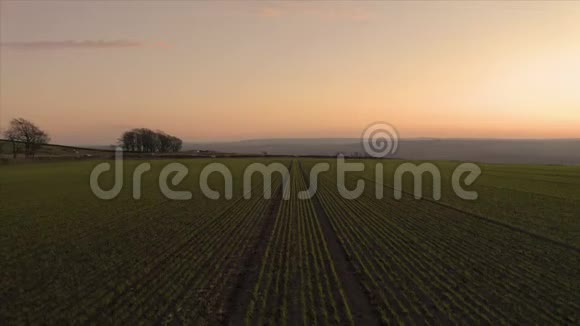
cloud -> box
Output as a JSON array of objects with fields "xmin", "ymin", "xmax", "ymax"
[{"xmin": 0, "ymin": 40, "xmax": 169, "ymax": 51}]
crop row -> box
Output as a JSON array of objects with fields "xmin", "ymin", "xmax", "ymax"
[
  {"xmin": 245, "ymin": 161, "xmax": 353, "ymax": 325},
  {"xmin": 1, "ymin": 166, "xmax": 285, "ymax": 324},
  {"xmin": 354, "ymin": 175, "xmax": 580, "ymax": 312},
  {"xmin": 85, "ymin": 182, "xmax": 276, "ymax": 324},
  {"xmin": 308, "ymin": 164, "xmax": 579, "ymax": 324},
  {"xmin": 355, "ymin": 159, "xmax": 580, "ymax": 247}
]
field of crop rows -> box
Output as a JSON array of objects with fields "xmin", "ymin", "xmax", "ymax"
[
  {"xmin": 0, "ymin": 158, "xmax": 579, "ymax": 324},
  {"xmin": 305, "ymin": 160, "xmax": 579, "ymax": 324}
]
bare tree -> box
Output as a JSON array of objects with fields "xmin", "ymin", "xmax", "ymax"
[
  {"xmin": 169, "ymin": 136, "xmax": 182, "ymax": 152},
  {"xmin": 3, "ymin": 118, "xmax": 50, "ymax": 158},
  {"xmin": 118, "ymin": 128, "xmax": 182, "ymax": 153},
  {"xmin": 119, "ymin": 130, "xmax": 137, "ymax": 151},
  {"xmin": 4, "ymin": 128, "xmax": 20, "ymax": 158},
  {"xmin": 156, "ymin": 130, "xmax": 172, "ymax": 152}
]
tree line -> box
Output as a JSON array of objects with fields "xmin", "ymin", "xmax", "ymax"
[
  {"xmin": 118, "ymin": 128, "xmax": 182, "ymax": 153},
  {"xmin": 2, "ymin": 118, "xmax": 184, "ymax": 158}
]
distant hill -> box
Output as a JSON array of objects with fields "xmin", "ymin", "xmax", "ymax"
[
  {"xmin": 184, "ymin": 138, "xmax": 580, "ymax": 165},
  {"xmin": 4, "ymin": 138, "xmax": 579, "ymax": 165}
]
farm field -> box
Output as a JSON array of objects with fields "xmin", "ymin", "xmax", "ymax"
[
  {"xmin": 0, "ymin": 158, "xmax": 579, "ymax": 324},
  {"xmin": 350, "ymin": 159, "xmax": 580, "ymax": 247}
]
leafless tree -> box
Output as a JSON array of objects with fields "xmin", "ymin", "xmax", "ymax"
[
  {"xmin": 3, "ymin": 118, "xmax": 50, "ymax": 158},
  {"xmin": 118, "ymin": 128, "xmax": 182, "ymax": 153}
]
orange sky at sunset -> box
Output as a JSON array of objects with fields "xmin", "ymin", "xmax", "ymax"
[{"xmin": 1, "ymin": 1, "xmax": 579, "ymax": 145}]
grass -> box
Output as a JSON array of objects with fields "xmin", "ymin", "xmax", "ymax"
[
  {"xmin": 0, "ymin": 158, "xmax": 578, "ymax": 323},
  {"xmin": 0, "ymin": 158, "xmax": 285, "ymax": 323},
  {"xmin": 303, "ymin": 159, "xmax": 580, "ymax": 323},
  {"xmin": 301, "ymin": 158, "xmax": 580, "ymax": 247}
]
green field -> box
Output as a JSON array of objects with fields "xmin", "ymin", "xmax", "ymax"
[{"xmin": 0, "ymin": 158, "xmax": 579, "ymax": 324}]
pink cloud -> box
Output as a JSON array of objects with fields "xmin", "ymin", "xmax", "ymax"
[{"xmin": 0, "ymin": 40, "xmax": 168, "ymax": 51}]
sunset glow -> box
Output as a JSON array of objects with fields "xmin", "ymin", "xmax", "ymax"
[{"xmin": 1, "ymin": 1, "xmax": 579, "ymax": 144}]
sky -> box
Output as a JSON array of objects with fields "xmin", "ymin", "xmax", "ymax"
[{"xmin": 1, "ymin": 1, "xmax": 579, "ymax": 145}]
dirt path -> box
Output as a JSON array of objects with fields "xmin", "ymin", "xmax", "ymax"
[
  {"xmin": 224, "ymin": 163, "xmax": 291, "ymax": 325},
  {"xmin": 298, "ymin": 161, "xmax": 380, "ymax": 325}
]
